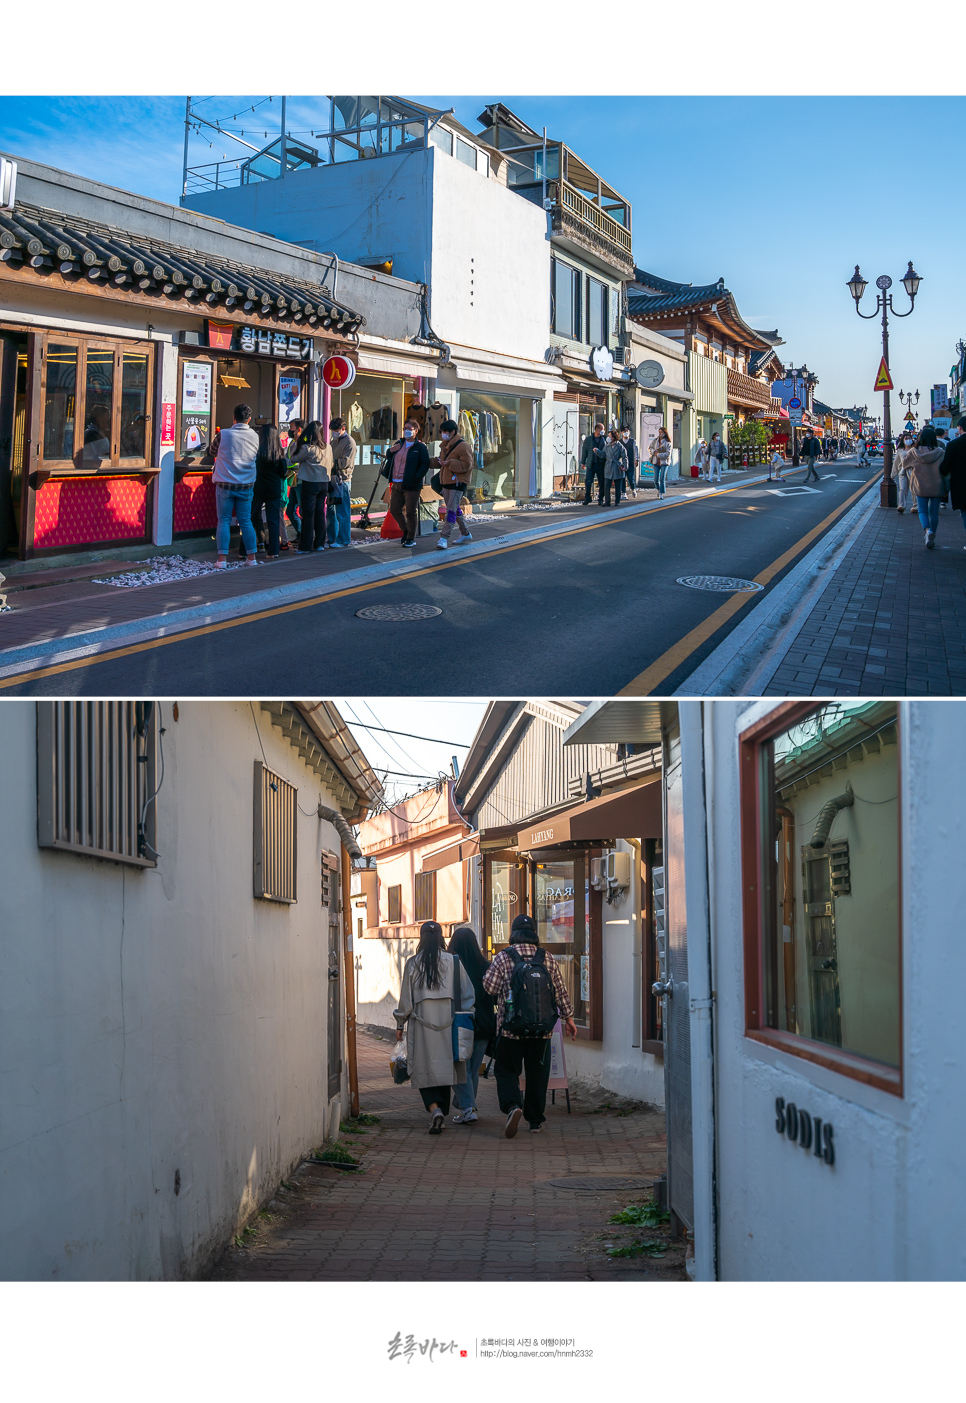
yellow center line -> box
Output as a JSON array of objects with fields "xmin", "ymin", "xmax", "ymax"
[
  {"xmin": 0, "ymin": 471, "xmax": 840, "ymax": 690},
  {"xmin": 618, "ymin": 475, "xmax": 881, "ymax": 697}
]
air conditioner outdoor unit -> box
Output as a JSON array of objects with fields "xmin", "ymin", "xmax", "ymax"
[
  {"xmin": 605, "ymin": 850, "xmax": 631, "ymax": 890},
  {"xmin": 590, "ymin": 856, "xmax": 606, "ymax": 891}
]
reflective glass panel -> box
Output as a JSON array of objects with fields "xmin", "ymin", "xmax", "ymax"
[
  {"xmin": 43, "ymin": 343, "xmax": 77, "ymax": 459},
  {"xmin": 83, "ymin": 348, "xmax": 114, "ymax": 462},
  {"xmin": 762, "ymin": 701, "xmax": 900, "ymax": 1067},
  {"xmin": 119, "ymin": 351, "xmax": 148, "ymax": 458},
  {"xmin": 456, "ymin": 138, "xmax": 478, "ymax": 170}
]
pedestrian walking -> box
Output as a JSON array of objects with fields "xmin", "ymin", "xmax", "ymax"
[
  {"xmin": 447, "ymin": 926, "xmax": 496, "ymax": 1124},
  {"xmin": 393, "ymin": 921, "xmax": 476, "ymax": 1134},
  {"xmin": 802, "ymin": 431, "xmax": 822, "ymax": 482},
  {"xmin": 602, "ymin": 430, "xmax": 629, "ymax": 506},
  {"xmin": 942, "ymin": 416, "xmax": 966, "ymax": 548},
  {"xmin": 707, "ymin": 431, "xmax": 725, "ymax": 482},
  {"xmin": 894, "ymin": 431, "xmax": 915, "ymax": 514},
  {"xmin": 382, "ymin": 419, "xmax": 431, "ymax": 548},
  {"xmin": 905, "ymin": 425, "xmax": 947, "ymax": 549},
  {"xmin": 281, "ymin": 418, "xmax": 303, "ymax": 546},
  {"xmin": 325, "ymin": 417, "xmax": 356, "ymax": 548},
  {"xmin": 292, "ymin": 422, "xmax": 333, "ymax": 553},
  {"xmin": 767, "ymin": 446, "xmax": 785, "ymax": 482},
  {"xmin": 621, "ymin": 427, "xmax": 640, "ymax": 497},
  {"xmin": 580, "ymin": 422, "xmax": 608, "ymax": 505},
  {"xmin": 433, "ymin": 419, "xmax": 473, "ymax": 550},
  {"xmin": 856, "ymin": 434, "xmax": 869, "ymax": 466},
  {"xmin": 651, "ymin": 426, "xmax": 673, "ymax": 497},
  {"xmin": 211, "ymin": 404, "xmax": 260, "ymax": 570},
  {"xmin": 693, "ymin": 438, "xmax": 709, "ymax": 479},
  {"xmin": 249, "ymin": 423, "xmax": 289, "ymax": 560},
  {"xmin": 482, "ymin": 914, "xmax": 577, "ymax": 1137}
]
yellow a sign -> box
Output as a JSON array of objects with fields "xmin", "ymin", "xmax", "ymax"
[{"xmin": 874, "ymin": 357, "xmax": 894, "ymax": 392}]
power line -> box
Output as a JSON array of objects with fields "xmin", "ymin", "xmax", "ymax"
[{"xmin": 347, "ymin": 721, "xmax": 470, "ymax": 748}]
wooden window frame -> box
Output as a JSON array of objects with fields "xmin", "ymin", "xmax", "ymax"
[
  {"xmin": 739, "ymin": 701, "xmax": 903, "ymax": 1097},
  {"xmin": 414, "ymin": 869, "xmax": 436, "ymax": 924},
  {"xmin": 640, "ymin": 836, "xmax": 664, "ymax": 1057},
  {"xmin": 35, "ymin": 331, "xmax": 156, "ymax": 476},
  {"xmin": 253, "ymin": 759, "xmax": 298, "ymax": 904},
  {"xmin": 387, "ymin": 883, "xmax": 402, "ymax": 926}
]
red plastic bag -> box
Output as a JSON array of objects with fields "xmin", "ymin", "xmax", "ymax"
[{"xmin": 381, "ymin": 510, "xmax": 403, "ymax": 539}]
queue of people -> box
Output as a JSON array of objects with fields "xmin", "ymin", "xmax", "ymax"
[{"xmin": 393, "ymin": 916, "xmax": 576, "ymax": 1138}]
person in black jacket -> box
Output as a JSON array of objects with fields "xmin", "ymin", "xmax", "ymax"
[
  {"xmin": 382, "ymin": 418, "xmax": 431, "ymax": 547},
  {"xmin": 244, "ymin": 424, "xmax": 289, "ymax": 560},
  {"xmin": 943, "ymin": 418, "xmax": 966, "ymax": 543},
  {"xmin": 448, "ymin": 926, "xmax": 497, "ymax": 1125},
  {"xmin": 580, "ymin": 422, "xmax": 608, "ymax": 504}
]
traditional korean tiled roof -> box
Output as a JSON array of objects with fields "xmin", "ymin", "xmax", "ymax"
[
  {"xmin": 0, "ymin": 201, "xmax": 365, "ymax": 330},
  {"xmin": 629, "ymin": 269, "xmax": 784, "ymax": 356}
]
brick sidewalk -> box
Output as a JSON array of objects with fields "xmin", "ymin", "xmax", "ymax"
[
  {"xmin": 207, "ymin": 1030, "xmax": 680, "ymax": 1282},
  {"xmin": 765, "ymin": 498, "xmax": 966, "ymax": 695}
]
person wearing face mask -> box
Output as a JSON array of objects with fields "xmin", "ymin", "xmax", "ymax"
[
  {"xmin": 432, "ymin": 419, "xmax": 473, "ymax": 549},
  {"xmin": 893, "ymin": 431, "xmax": 914, "ymax": 514},
  {"xmin": 382, "ymin": 418, "xmax": 431, "ymax": 548},
  {"xmin": 621, "ymin": 427, "xmax": 640, "ymax": 498}
]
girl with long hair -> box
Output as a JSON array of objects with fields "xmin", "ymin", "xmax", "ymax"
[
  {"xmin": 905, "ymin": 425, "xmax": 947, "ymax": 548},
  {"xmin": 292, "ymin": 421, "xmax": 333, "ymax": 553},
  {"xmin": 394, "ymin": 921, "xmax": 476, "ymax": 1133},
  {"xmin": 447, "ymin": 927, "xmax": 497, "ymax": 1125},
  {"xmin": 247, "ymin": 423, "xmax": 289, "ymax": 560}
]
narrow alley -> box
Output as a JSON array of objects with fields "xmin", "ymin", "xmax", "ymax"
[{"xmin": 208, "ymin": 1030, "xmax": 681, "ymax": 1283}]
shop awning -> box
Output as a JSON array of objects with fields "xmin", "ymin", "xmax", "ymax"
[
  {"xmin": 357, "ymin": 348, "xmax": 439, "ymax": 378},
  {"xmin": 421, "ymin": 832, "xmax": 481, "ymax": 873},
  {"xmin": 517, "ymin": 777, "xmax": 662, "ymax": 849}
]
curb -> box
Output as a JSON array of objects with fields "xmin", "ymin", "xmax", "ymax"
[
  {"xmin": 672, "ymin": 478, "xmax": 881, "ymax": 697},
  {"xmin": 0, "ymin": 471, "xmax": 779, "ymax": 679}
]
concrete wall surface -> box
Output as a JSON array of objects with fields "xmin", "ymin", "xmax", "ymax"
[
  {"xmin": 0, "ymin": 700, "xmax": 348, "ymax": 1281},
  {"xmin": 707, "ymin": 700, "xmax": 966, "ymax": 1281}
]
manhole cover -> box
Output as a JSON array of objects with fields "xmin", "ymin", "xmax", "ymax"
[
  {"xmin": 541, "ymin": 1176, "xmax": 654, "ymax": 1192},
  {"xmin": 355, "ymin": 603, "xmax": 442, "ymax": 621},
  {"xmin": 676, "ymin": 575, "xmax": 763, "ymax": 593}
]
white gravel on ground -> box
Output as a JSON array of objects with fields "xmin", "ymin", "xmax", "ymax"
[{"xmin": 92, "ymin": 555, "xmax": 251, "ymax": 588}]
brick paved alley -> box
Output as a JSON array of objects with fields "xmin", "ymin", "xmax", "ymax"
[{"xmin": 208, "ymin": 1030, "xmax": 682, "ymax": 1282}]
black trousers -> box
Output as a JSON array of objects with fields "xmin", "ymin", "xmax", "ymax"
[
  {"xmin": 603, "ymin": 475, "xmax": 624, "ymax": 506},
  {"xmin": 299, "ymin": 481, "xmax": 328, "ymax": 551},
  {"xmin": 494, "ymin": 1035, "xmax": 552, "ymax": 1128},
  {"xmin": 251, "ymin": 484, "xmax": 282, "ymax": 556},
  {"xmin": 583, "ymin": 463, "xmax": 605, "ymax": 504},
  {"xmin": 419, "ymin": 1085, "xmax": 452, "ymax": 1114}
]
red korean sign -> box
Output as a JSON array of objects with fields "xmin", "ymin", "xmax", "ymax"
[
  {"xmin": 206, "ymin": 319, "xmax": 234, "ymax": 350},
  {"xmin": 160, "ymin": 402, "xmax": 176, "ymax": 446},
  {"xmin": 320, "ymin": 355, "xmax": 357, "ymax": 389}
]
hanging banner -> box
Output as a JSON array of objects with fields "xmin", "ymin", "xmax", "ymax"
[
  {"xmin": 321, "ymin": 354, "xmax": 357, "ymax": 390},
  {"xmin": 278, "ymin": 374, "xmax": 302, "ymax": 426}
]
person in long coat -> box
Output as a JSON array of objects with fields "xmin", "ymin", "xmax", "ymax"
[{"xmin": 394, "ymin": 921, "xmax": 476, "ymax": 1134}]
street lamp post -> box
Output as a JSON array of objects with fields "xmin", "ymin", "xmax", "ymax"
[
  {"xmin": 847, "ymin": 261, "xmax": 922, "ymax": 507},
  {"xmin": 898, "ymin": 388, "xmax": 920, "ymax": 429}
]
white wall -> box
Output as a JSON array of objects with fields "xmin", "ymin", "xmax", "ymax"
[
  {"xmin": 705, "ymin": 700, "xmax": 966, "ymax": 1281},
  {"xmin": 430, "ymin": 153, "xmax": 550, "ymax": 364},
  {"xmin": 356, "ymin": 936, "xmax": 418, "ymax": 1031},
  {"xmin": 0, "ymin": 701, "xmax": 348, "ymax": 1281}
]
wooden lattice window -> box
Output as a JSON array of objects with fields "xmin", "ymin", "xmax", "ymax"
[
  {"xmin": 253, "ymin": 760, "xmax": 297, "ymax": 904},
  {"xmin": 387, "ymin": 884, "xmax": 402, "ymax": 925},
  {"xmin": 36, "ymin": 700, "xmax": 157, "ymax": 867},
  {"xmin": 414, "ymin": 870, "xmax": 436, "ymax": 923}
]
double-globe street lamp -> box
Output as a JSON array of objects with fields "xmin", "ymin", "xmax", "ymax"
[
  {"xmin": 847, "ymin": 261, "xmax": 922, "ymax": 507},
  {"xmin": 898, "ymin": 387, "xmax": 920, "ymax": 429}
]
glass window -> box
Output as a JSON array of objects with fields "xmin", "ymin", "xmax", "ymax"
[
  {"xmin": 755, "ymin": 701, "xmax": 900, "ymax": 1071},
  {"xmin": 553, "ymin": 259, "xmax": 581, "ymax": 340},
  {"xmin": 587, "ymin": 278, "xmax": 605, "ymax": 347},
  {"xmin": 489, "ymin": 858, "xmax": 525, "ymax": 950},
  {"xmin": 83, "ymin": 348, "xmax": 115, "ymax": 462},
  {"xmin": 119, "ymin": 350, "xmax": 149, "ymax": 458},
  {"xmin": 43, "ymin": 343, "xmax": 77, "ymax": 460},
  {"xmin": 457, "ymin": 391, "xmax": 520, "ymax": 503},
  {"xmin": 429, "ymin": 125, "xmax": 453, "ymax": 157},
  {"xmin": 456, "ymin": 138, "xmax": 478, "ymax": 170},
  {"xmin": 533, "ymin": 857, "xmax": 588, "ymax": 1025}
]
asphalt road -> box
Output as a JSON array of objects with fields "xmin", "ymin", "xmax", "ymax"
[{"xmin": 7, "ymin": 464, "xmax": 880, "ymax": 697}]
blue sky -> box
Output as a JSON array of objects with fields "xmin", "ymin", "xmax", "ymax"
[{"xmin": 0, "ymin": 94, "xmax": 960, "ymax": 412}]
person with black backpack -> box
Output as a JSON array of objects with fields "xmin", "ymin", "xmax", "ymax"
[{"xmin": 482, "ymin": 913, "xmax": 577, "ymax": 1138}]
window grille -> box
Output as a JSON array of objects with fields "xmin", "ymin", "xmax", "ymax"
[
  {"xmin": 387, "ymin": 884, "xmax": 402, "ymax": 925},
  {"xmin": 414, "ymin": 870, "xmax": 436, "ymax": 923},
  {"xmin": 253, "ymin": 759, "xmax": 297, "ymax": 903},
  {"xmin": 37, "ymin": 700, "xmax": 157, "ymax": 867}
]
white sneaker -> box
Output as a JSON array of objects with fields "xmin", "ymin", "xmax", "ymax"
[
  {"xmin": 452, "ymin": 1111, "xmax": 467, "ymax": 1123},
  {"xmin": 457, "ymin": 532, "xmax": 472, "ymax": 542},
  {"xmin": 436, "ymin": 537, "xmax": 449, "ymax": 550},
  {"xmin": 429, "ymin": 1109, "xmax": 444, "ymax": 1134},
  {"xmin": 462, "ymin": 1108, "xmax": 478, "ymax": 1124},
  {"xmin": 504, "ymin": 1107, "xmax": 523, "ymax": 1139}
]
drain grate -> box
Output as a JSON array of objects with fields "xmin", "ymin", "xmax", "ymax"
[
  {"xmin": 676, "ymin": 575, "xmax": 763, "ymax": 593},
  {"xmin": 355, "ymin": 603, "xmax": 443, "ymax": 621},
  {"xmin": 541, "ymin": 1175, "xmax": 654, "ymax": 1192}
]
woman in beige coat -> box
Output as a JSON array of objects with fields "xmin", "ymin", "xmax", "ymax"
[
  {"xmin": 893, "ymin": 431, "xmax": 915, "ymax": 513},
  {"xmin": 433, "ymin": 419, "xmax": 473, "ymax": 549},
  {"xmin": 394, "ymin": 921, "xmax": 476, "ymax": 1133},
  {"xmin": 905, "ymin": 426, "xmax": 947, "ymax": 549}
]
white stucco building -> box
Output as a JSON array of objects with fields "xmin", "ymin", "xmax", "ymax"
[
  {"xmin": 564, "ymin": 698, "xmax": 966, "ymax": 1282},
  {"xmin": 0, "ymin": 699, "xmax": 381, "ymax": 1281}
]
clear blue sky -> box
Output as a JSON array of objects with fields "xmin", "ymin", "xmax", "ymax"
[{"xmin": 0, "ymin": 95, "xmax": 960, "ymax": 411}]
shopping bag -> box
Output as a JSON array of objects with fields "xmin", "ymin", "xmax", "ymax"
[
  {"xmin": 451, "ymin": 956, "xmax": 476, "ymax": 1062},
  {"xmin": 389, "ymin": 1042, "xmax": 410, "ymax": 1084}
]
